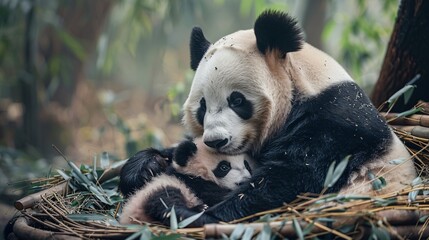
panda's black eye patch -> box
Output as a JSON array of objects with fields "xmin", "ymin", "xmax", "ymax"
[
  {"xmin": 230, "ymin": 96, "xmax": 242, "ymax": 108},
  {"xmin": 228, "ymin": 91, "xmax": 253, "ymax": 120},
  {"xmin": 213, "ymin": 160, "xmax": 231, "ymax": 178},
  {"xmin": 196, "ymin": 97, "xmax": 206, "ymax": 126}
]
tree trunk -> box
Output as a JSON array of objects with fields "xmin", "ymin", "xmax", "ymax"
[
  {"xmin": 371, "ymin": 0, "xmax": 429, "ymax": 111},
  {"xmin": 40, "ymin": 0, "xmax": 113, "ymax": 107}
]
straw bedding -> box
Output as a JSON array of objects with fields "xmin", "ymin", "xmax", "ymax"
[{"xmin": 7, "ymin": 102, "xmax": 429, "ymax": 240}]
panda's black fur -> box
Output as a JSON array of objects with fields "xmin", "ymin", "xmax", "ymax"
[
  {"xmin": 119, "ymin": 147, "xmax": 174, "ymax": 198},
  {"xmin": 190, "ymin": 27, "xmax": 211, "ymax": 71},
  {"xmin": 119, "ymin": 138, "xmax": 253, "ymax": 226}
]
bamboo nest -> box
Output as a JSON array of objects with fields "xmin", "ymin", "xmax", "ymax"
[{"xmin": 7, "ymin": 102, "xmax": 429, "ymax": 240}]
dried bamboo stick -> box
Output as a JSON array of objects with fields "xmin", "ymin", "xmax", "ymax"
[
  {"xmin": 13, "ymin": 217, "xmax": 81, "ymax": 240},
  {"xmin": 383, "ymin": 113, "xmax": 429, "ymax": 127},
  {"xmin": 392, "ymin": 125, "xmax": 429, "ymax": 139},
  {"xmin": 14, "ymin": 182, "xmax": 67, "ymax": 210}
]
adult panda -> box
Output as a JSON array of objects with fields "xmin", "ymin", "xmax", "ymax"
[
  {"xmin": 120, "ymin": 137, "xmax": 255, "ymax": 226},
  {"xmin": 181, "ymin": 10, "xmax": 417, "ymax": 223}
]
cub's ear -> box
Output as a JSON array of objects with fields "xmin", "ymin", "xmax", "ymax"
[
  {"xmin": 254, "ymin": 10, "xmax": 303, "ymax": 58},
  {"xmin": 174, "ymin": 140, "xmax": 198, "ymax": 167},
  {"xmin": 190, "ymin": 27, "xmax": 211, "ymax": 71}
]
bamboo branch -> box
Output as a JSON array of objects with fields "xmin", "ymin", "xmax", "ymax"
[{"xmin": 14, "ymin": 182, "xmax": 67, "ymax": 210}]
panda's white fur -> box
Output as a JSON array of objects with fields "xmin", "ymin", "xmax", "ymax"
[
  {"xmin": 119, "ymin": 138, "xmax": 254, "ymax": 225},
  {"xmin": 181, "ymin": 10, "xmax": 417, "ymax": 223},
  {"xmin": 339, "ymin": 136, "xmax": 415, "ymax": 195},
  {"xmin": 120, "ymin": 174, "xmax": 201, "ymax": 224}
]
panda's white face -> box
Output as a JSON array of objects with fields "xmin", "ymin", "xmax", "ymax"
[
  {"xmin": 211, "ymin": 154, "xmax": 254, "ymax": 190},
  {"xmin": 184, "ymin": 28, "xmax": 354, "ymax": 154},
  {"xmin": 184, "ymin": 32, "xmax": 276, "ymax": 154},
  {"xmin": 173, "ymin": 138, "xmax": 255, "ymax": 190}
]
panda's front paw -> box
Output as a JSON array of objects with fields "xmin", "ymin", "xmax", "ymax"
[{"xmin": 119, "ymin": 147, "xmax": 174, "ymax": 197}]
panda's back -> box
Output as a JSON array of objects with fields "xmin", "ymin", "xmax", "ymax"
[{"xmin": 257, "ymin": 81, "xmax": 415, "ymax": 195}]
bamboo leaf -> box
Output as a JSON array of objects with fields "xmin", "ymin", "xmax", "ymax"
[
  {"xmin": 388, "ymin": 158, "xmax": 406, "ymax": 165},
  {"xmin": 338, "ymin": 224, "xmax": 355, "ymax": 234},
  {"xmin": 170, "ymin": 206, "xmax": 178, "ymax": 231},
  {"xmin": 256, "ymin": 223, "xmax": 271, "ymax": 240},
  {"xmin": 125, "ymin": 226, "xmax": 148, "ymax": 240},
  {"xmin": 329, "ymin": 155, "xmax": 350, "ymax": 187},
  {"xmin": 178, "ymin": 211, "xmax": 205, "ymax": 228},
  {"xmin": 374, "ymin": 198, "xmax": 397, "ymax": 207},
  {"xmin": 69, "ymin": 161, "xmax": 92, "ymax": 186},
  {"xmin": 151, "ymin": 234, "xmax": 182, "ymax": 240},
  {"xmin": 412, "ymin": 177, "xmax": 422, "ymax": 186},
  {"xmin": 403, "ymin": 88, "xmax": 414, "ymax": 105},
  {"xmin": 302, "ymin": 220, "xmax": 315, "ymax": 235},
  {"xmin": 396, "ymin": 107, "xmax": 423, "ymax": 118},
  {"xmin": 404, "ymin": 74, "xmax": 421, "ymax": 104},
  {"xmin": 88, "ymin": 185, "xmax": 111, "ymax": 205},
  {"xmin": 316, "ymin": 218, "xmax": 336, "ymax": 223},
  {"xmin": 323, "ymin": 161, "xmax": 336, "ymax": 188},
  {"xmin": 368, "ymin": 172, "xmax": 384, "ymax": 191},
  {"xmin": 292, "ymin": 218, "xmax": 304, "ymax": 240},
  {"xmin": 56, "ymin": 169, "xmax": 70, "ymax": 181},
  {"xmin": 66, "ymin": 213, "xmax": 116, "ymax": 222},
  {"xmin": 140, "ymin": 226, "xmax": 153, "ymax": 240},
  {"xmin": 241, "ymin": 226, "xmax": 255, "ymax": 240},
  {"xmin": 370, "ymin": 224, "xmax": 391, "ymax": 240},
  {"xmin": 387, "ymin": 84, "xmax": 416, "ymax": 108},
  {"xmin": 229, "ymin": 223, "xmax": 245, "ymax": 240},
  {"xmin": 419, "ymin": 215, "xmax": 429, "ymax": 223},
  {"xmin": 408, "ymin": 190, "xmax": 418, "ymax": 202}
]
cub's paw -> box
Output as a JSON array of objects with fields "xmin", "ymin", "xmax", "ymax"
[{"xmin": 119, "ymin": 147, "xmax": 174, "ymax": 197}]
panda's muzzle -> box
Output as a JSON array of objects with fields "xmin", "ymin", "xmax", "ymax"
[{"xmin": 204, "ymin": 138, "xmax": 229, "ymax": 149}]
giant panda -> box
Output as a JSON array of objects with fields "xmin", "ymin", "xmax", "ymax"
[
  {"xmin": 178, "ymin": 10, "xmax": 417, "ymax": 224},
  {"xmin": 120, "ymin": 137, "xmax": 254, "ymax": 226}
]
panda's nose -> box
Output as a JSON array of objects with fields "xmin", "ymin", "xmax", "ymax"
[{"xmin": 204, "ymin": 138, "xmax": 228, "ymax": 149}]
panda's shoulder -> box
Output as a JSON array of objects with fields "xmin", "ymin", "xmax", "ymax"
[
  {"xmin": 259, "ymin": 81, "xmax": 392, "ymax": 161},
  {"xmin": 291, "ymin": 81, "xmax": 388, "ymax": 131}
]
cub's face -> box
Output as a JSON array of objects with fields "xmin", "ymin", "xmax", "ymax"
[
  {"xmin": 183, "ymin": 36, "xmax": 272, "ymax": 154},
  {"xmin": 173, "ymin": 138, "xmax": 256, "ymax": 189}
]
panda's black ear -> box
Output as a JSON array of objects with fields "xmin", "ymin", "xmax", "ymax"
[
  {"xmin": 254, "ymin": 10, "xmax": 303, "ymax": 58},
  {"xmin": 174, "ymin": 140, "xmax": 198, "ymax": 167},
  {"xmin": 190, "ymin": 27, "xmax": 211, "ymax": 71}
]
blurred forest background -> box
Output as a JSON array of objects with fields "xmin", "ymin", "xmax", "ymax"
[{"xmin": 0, "ymin": 0, "xmax": 401, "ymax": 229}]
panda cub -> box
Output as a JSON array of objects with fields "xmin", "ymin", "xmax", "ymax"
[{"xmin": 120, "ymin": 137, "xmax": 254, "ymax": 226}]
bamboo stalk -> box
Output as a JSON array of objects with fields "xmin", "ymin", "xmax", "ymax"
[
  {"xmin": 14, "ymin": 182, "xmax": 67, "ymax": 210},
  {"xmin": 392, "ymin": 125, "xmax": 429, "ymax": 139},
  {"xmin": 383, "ymin": 113, "xmax": 429, "ymax": 127}
]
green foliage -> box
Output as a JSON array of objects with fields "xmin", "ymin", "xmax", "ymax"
[
  {"xmin": 368, "ymin": 171, "xmax": 386, "ymax": 191},
  {"xmin": 323, "ymin": 155, "xmax": 350, "ymax": 188},
  {"xmin": 0, "ymin": 0, "xmax": 88, "ymax": 100},
  {"xmin": 323, "ymin": 0, "xmax": 398, "ymax": 88},
  {"xmin": 56, "ymin": 154, "xmax": 123, "ymax": 206},
  {"xmin": 239, "ymin": 0, "xmax": 288, "ymax": 17},
  {"xmin": 178, "ymin": 210, "xmax": 205, "ymax": 228}
]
